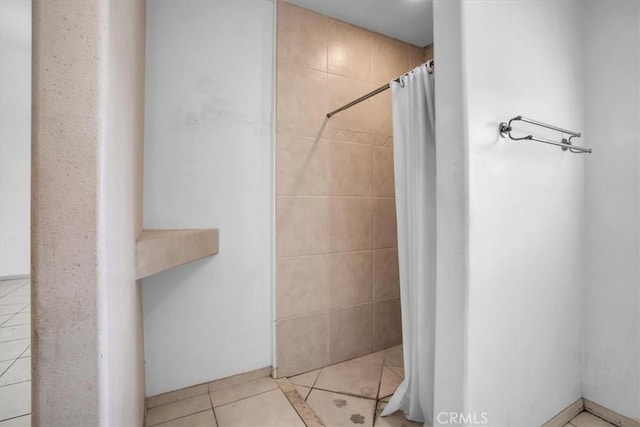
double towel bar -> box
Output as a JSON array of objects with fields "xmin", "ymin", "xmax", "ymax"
[{"xmin": 499, "ymin": 116, "xmax": 592, "ymax": 154}]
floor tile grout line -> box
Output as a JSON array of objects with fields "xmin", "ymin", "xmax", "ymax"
[
  {"xmin": 210, "ymin": 386, "xmax": 280, "ymax": 409},
  {"xmin": 0, "ymin": 320, "xmax": 30, "ymax": 328},
  {"xmin": 0, "ymin": 336, "xmax": 32, "ymax": 344},
  {"xmin": 276, "ymin": 377, "xmax": 324, "ymax": 427},
  {"xmin": 206, "ymin": 385, "xmax": 220, "ymax": 427},
  {"xmin": 0, "ymin": 311, "xmax": 21, "ymax": 327},
  {"xmin": 310, "ymin": 385, "xmax": 378, "ymax": 401},
  {"xmin": 16, "ymin": 345, "xmax": 30, "ymax": 358},
  {"xmin": 375, "ymin": 364, "xmax": 384, "ymax": 401},
  {"xmin": 310, "ymin": 369, "xmax": 322, "ymax": 390},
  {"xmin": 0, "ymin": 302, "xmax": 30, "ymax": 316},
  {"xmin": 0, "ymin": 377, "xmax": 31, "ymax": 388},
  {"xmin": 0, "ymin": 358, "xmax": 17, "ymax": 377},
  {"xmin": 0, "ymin": 282, "xmax": 30, "ymax": 294},
  {"xmin": 284, "ymin": 387, "xmax": 310, "ymax": 427},
  {"xmin": 0, "ymin": 412, "xmax": 31, "ymax": 423},
  {"xmin": 0, "ymin": 283, "xmax": 29, "ymax": 300},
  {"xmin": 373, "ymin": 398, "xmax": 381, "ymax": 427},
  {"xmin": 146, "ymin": 408, "xmax": 212, "ymax": 427}
]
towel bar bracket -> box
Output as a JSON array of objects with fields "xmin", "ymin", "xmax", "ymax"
[{"xmin": 498, "ymin": 116, "xmax": 592, "ymax": 154}]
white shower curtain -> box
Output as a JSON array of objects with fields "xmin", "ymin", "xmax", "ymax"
[{"xmin": 381, "ymin": 64, "xmax": 436, "ymax": 425}]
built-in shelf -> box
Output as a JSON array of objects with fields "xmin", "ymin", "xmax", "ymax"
[{"xmin": 136, "ymin": 229, "xmax": 219, "ymax": 279}]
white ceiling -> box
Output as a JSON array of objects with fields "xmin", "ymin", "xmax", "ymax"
[{"xmin": 284, "ymin": 0, "xmax": 433, "ymax": 47}]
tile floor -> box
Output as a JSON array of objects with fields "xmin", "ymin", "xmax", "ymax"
[
  {"xmin": 290, "ymin": 345, "xmax": 417, "ymax": 427},
  {"xmin": 146, "ymin": 343, "xmax": 620, "ymax": 427},
  {"xmin": 0, "ymin": 278, "xmax": 31, "ymax": 427},
  {"xmin": 144, "ymin": 345, "xmax": 418, "ymax": 427},
  {"xmin": 565, "ymin": 412, "xmax": 618, "ymax": 427},
  {"xmin": 0, "ymin": 277, "xmax": 621, "ymax": 427}
]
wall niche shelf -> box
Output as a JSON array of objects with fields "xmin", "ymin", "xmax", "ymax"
[{"xmin": 136, "ymin": 229, "xmax": 219, "ymax": 279}]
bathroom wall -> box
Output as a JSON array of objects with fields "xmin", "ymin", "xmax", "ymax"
[
  {"xmin": 582, "ymin": 0, "xmax": 640, "ymax": 419},
  {"xmin": 434, "ymin": 1, "xmax": 586, "ymax": 424},
  {"xmin": 275, "ymin": 1, "xmax": 424, "ymax": 377},
  {"xmin": 31, "ymin": 0, "xmax": 145, "ymax": 425},
  {"xmin": 143, "ymin": 0, "xmax": 275, "ymax": 396},
  {"xmin": 0, "ymin": 0, "xmax": 30, "ymax": 278},
  {"xmin": 432, "ymin": 0, "xmax": 467, "ymax": 418}
]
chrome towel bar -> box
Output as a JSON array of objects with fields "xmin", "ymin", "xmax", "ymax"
[{"xmin": 499, "ymin": 116, "xmax": 592, "ymax": 154}]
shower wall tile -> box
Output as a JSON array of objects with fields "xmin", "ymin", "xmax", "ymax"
[
  {"xmin": 277, "ymin": 2, "xmax": 328, "ymax": 72},
  {"xmin": 373, "ymin": 298, "xmax": 402, "ymax": 351},
  {"xmin": 277, "ymin": 135, "xmax": 331, "ymax": 196},
  {"xmin": 328, "ymin": 74, "xmax": 375, "ymax": 134},
  {"xmin": 277, "ymin": 62, "xmax": 328, "ymax": 128},
  {"xmin": 374, "ymin": 248, "xmax": 400, "ymax": 301},
  {"xmin": 371, "ymin": 34, "xmax": 410, "ymax": 85},
  {"xmin": 277, "ymin": 255, "xmax": 330, "ymax": 319},
  {"xmin": 277, "ymin": 196, "xmax": 330, "ymax": 257},
  {"xmin": 329, "ymin": 303, "xmax": 373, "ymax": 363},
  {"xmin": 277, "ymin": 312, "xmax": 329, "ymax": 377},
  {"xmin": 276, "ymin": 0, "xmax": 416, "ymax": 377},
  {"xmin": 373, "ymin": 147, "xmax": 395, "ymax": 197},
  {"xmin": 372, "ymin": 89, "xmax": 393, "ymax": 137},
  {"xmin": 373, "ymin": 198, "xmax": 398, "ymax": 248},
  {"xmin": 329, "ymin": 141, "xmax": 373, "ymax": 196},
  {"xmin": 327, "ymin": 20, "xmax": 372, "ymax": 81},
  {"xmin": 409, "ymin": 45, "xmax": 426, "ymax": 68},
  {"xmin": 329, "ymin": 251, "xmax": 373, "ymax": 308},
  {"xmin": 371, "ymin": 135, "xmax": 391, "ymax": 147},
  {"xmin": 329, "ymin": 198, "xmax": 373, "ymax": 252},
  {"xmin": 424, "ymin": 44, "xmax": 434, "ymax": 62}
]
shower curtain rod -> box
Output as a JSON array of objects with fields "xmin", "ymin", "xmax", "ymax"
[{"xmin": 326, "ymin": 59, "xmax": 434, "ymax": 118}]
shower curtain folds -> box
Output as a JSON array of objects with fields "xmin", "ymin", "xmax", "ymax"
[{"xmin": 380, "ymin": 64, "xmax": 437, "ymax": 425}]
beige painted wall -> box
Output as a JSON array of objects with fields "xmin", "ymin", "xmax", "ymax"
[
  {"xmin": 275, "ymin": 1, "xmax": 424, "ymax": 377},
  {"xmin": 31, "ymin": 0, "xmax": 145, "ymax": 425}
]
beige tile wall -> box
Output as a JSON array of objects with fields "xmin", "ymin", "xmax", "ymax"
[
  {"xmin": 424, "ymin": 44, "xmax": 434, "ymax": 62},
  {"xmin": 275, "ymin": 1, "xmax": 424, "ymax": 377}
]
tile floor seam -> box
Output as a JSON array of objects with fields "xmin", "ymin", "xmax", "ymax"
[
  {"xmin": 0, "ymin": 358, "xmax": 18, "ymax": 377},
  {"xmin": 374, "ymin": 365, "xmax": 384, "ymax": 400},
  {"xmin": 17, "ymin": 348, "xmax": 30, "ymax": 359},
  {"xmin": 211, "ymin": 386, "xmax": 281, "ymax": 409},
  {"xmin": 0, "ymin": 313, "xmax": 18, "ymax": 327},
  {"xmin": 0, "ymin": 413, "xmax": 30, "ymax": 423},
  {"xmin": 310, "ymin": 370, "xmax": 322, "ymax": 389},
  {"xmin": 206, "ymin": 385, "xmax": 220, "ymax": 427},
  {"xmin": 584, "ymin": 411, "xmax": 618, "ymax": 426},
  {"xmin": 148, "ymin": 408, "xmax": 212, "ymax": 427},
  {"xmin": 0, "ymin": 285, "xmax": 27, "ymax": 299},
  {"xmin": 310, "ymin": 385, "xmax": 378, "ymax": 401},
  {"xmin": 286, "ymin": 388, "xmax": 313, "ymax": 427},
  {"xmin": 1, "ymin": 322, "xmax": 30, "ymax": 328},
  {"xmin": 0, "ymin": 378, "xmax": 31, "ymax": 388},
  {"xmin": 0, "ymin": 302, "xmax": 29, "ymax": 307},
  {"xmin": 0, "ymin": 334, "xmax": 32, "ymax": 344}
]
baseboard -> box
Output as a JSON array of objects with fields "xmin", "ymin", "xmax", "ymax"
[
  {"xmin": 0, "ymin": 274, "xmax": 30, "ymax": 281},
  {"xmin": 542, "ymin": 398, "xmax": 584, "ymax": 427},
  {"xmin": 146, "ymin": 366, "xmax": 273, "ymax": 407},
  {"xmin": 584, "ymin": 399, "xmax": 640, "ymax": 427}
]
